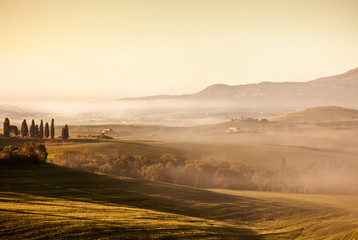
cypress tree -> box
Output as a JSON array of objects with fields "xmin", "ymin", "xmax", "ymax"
[
  {"xmin": 62, "ymin": 124, "xmax": 69, "ymax": 139},
  {"xmin": 65, "ymin": 124, "xmax": 69, "ymax": 139},
  {"xmin": 50, "ymin": 119, "xmax": 54, "ymax": 139},
  {"xmin": 39, "ymin": 120, "xmax": 44, "ymax": 139},
  {"xmin": 35, "ymin": 125, "xmax": 39, "ymax": 138},
  {"xmin": 30, "ymin": 119, "xmax": 35, "ymax": 138},
  {"xmin": 45, "ymin": 122, "xmax": 49, "ymax": 138},
  {"xmin": 3, "ymin": 118, "xmax": 10, "ymax": 137},
  {"xmin": 21, "ymin": 119, "xmax": 28, "ymax": 137}
]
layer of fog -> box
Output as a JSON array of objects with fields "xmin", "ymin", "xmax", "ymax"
[{"xmin": 2, "ymin": 99, "xmax": 287, "ymax": 126}]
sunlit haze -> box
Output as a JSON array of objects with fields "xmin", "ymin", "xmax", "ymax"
[
  {"xmin": 1, "ymin": 0, "xmax": 358, "ymax": 102},
  {"xmin": 2, "ymin": 2, "xmax": 358, "ymax": 238}
]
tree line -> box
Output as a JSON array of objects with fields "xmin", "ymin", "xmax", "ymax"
[
  {"xmin": 3, "ymin": 118, "xmax": 69, "ymax": 140},
  {"xmin": 50, "ymin": 151, "xmax": 358, "ymax": 194}
]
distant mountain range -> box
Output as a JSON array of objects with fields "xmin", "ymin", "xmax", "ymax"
[
  {"xmin": 119, "ymin": 67, "xmax": 358, "ymax": 109},
  {"xmin": 1, "ymin": 68, "xmax": 357, "ymax": 126}
]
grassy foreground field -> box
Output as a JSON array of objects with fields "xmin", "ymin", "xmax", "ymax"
[{"xmin": 1, "ymin": 164, "xmax": 357, "ymax": 239}]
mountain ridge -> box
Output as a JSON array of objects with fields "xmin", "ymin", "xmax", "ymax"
[{"xmin": 117, "ymin": 67, "xmax": 358, "ymax": 109}]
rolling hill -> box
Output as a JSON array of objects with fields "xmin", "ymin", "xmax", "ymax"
[
  {"xmin": 270, "ymin": 106, "xmax": 358, "ymax": 122},
  {"xmin": 119, "ymin": 67, "xmax": 358, "ymax": 109},
  {"xmin": 1, "ymin": 164, "xmax": 357, "ymax": 239}
]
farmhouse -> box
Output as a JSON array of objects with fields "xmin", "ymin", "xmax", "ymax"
[
  {"xmin": 101, "ymin": 128, "xmax": 112, "ymax": 133},
  {"xmin": 226, "ymin": 127, "xmax": 240, "ymax": 133}
]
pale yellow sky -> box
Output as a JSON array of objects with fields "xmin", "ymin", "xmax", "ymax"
[{"xmin": 0, "ymin": 0, "xmax": 357, "ymax": 102}]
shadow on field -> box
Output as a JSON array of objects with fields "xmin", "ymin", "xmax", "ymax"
[
  {"xmin": 0, "ymin": 164, "xmax": 337, "ymax": 239},
  {"xmin": 0, "ymin": 136, "xmax": 45, "ymax": 148}
]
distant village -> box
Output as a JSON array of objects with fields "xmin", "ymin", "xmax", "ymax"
[
  {"xmin": 231, "ymin": 116, "xmax": 269, "ymax": 122},
  {"xmin": 226, "ymin": 116, "xmax": 268, "ymax": 133}
]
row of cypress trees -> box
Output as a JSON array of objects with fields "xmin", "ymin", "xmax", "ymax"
[
  {"xmin": 3, "ymin": 118, "xmax": 69, "ymax": 140},
  {"xmin": 21, "ymin": 119, "xmax": 55, "ymax": 139}
]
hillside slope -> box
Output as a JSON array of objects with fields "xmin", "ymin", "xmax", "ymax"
[
  {"xmin": 1, "ymin": 164, "xmax": 357, "ymax": 239},
  {"xmin": 270, "ymin": 106, "xmax": 358, "ymax": 122}
]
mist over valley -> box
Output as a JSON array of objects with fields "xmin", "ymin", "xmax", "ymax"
[
  {"xmin": 2, "ymin": 0, "xmax": 358, "ymax": 237},
  {"xmin": 3, "ymin": 67, "xmax": 358, "ymax": 126}
]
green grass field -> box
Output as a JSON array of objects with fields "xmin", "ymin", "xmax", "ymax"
[
  {"xmin": 46, "ymin": 137, "xmax": 358, "ymax": 171},
  {"xmin": 46, "ymin": 140, "xmax": 182, "ymax": 161},
  {"xmin": 1, "ymin": 164, "xmax": 357, "ymax": 239}
]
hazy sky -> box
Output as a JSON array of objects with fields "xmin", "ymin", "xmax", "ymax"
[{"xmin": 1, "ymin": 0, "xmax": 358, "ymax": 102}]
